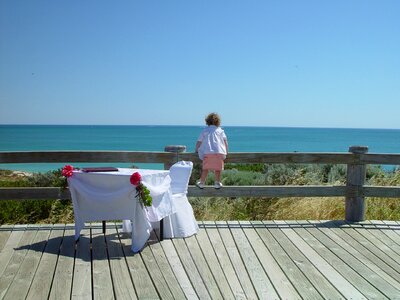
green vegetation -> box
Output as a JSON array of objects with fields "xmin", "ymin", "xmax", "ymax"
[
  {"xmin": 1, "ymin": 164, "xmax": 399, "ymax": 224},
  {"xmin": 190, "ymin": 163, "xmax": 400, "ymax": 221},
  {"xmin": 0, "ymin": 169, "xmax": 72, "ymax": 224}
]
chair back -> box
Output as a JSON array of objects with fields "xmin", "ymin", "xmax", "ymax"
[{"xmin": 169, "ymin": 161, "xmax": 193, "ymax": 194}]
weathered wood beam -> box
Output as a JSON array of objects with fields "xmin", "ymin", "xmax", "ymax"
[
  {"xmin": 0, "ymin": 151, "xmax": 175, "ymax": 164},
  {"xmin": 2, "ymin": 151, "xmax": 400, "ymax": 165},
  {"xmin": 359, "ymin": 153, "xmax": 400, "ymax": 165},
  {"xmin": 1, "ymin": 185, "xmax": 399, "ymax": 201},
  {"xmin": 0, "ymin": 187, "xmax": 68, "ymax": 200},
  {"xmin": 187, "ymin": 185, "xmax": 350, "ymax": 197},
  {"xmin": 179, "ymin": 152, "xmax": 357, "ymax": 164},
  {"xmin": 362, "ymin": 186, "xmax": 400, "ymax": 198}
]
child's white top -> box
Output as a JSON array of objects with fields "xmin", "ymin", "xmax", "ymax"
[{"xmin": 197, "ymin": 125, "xmax": 227, "ymax": 160}]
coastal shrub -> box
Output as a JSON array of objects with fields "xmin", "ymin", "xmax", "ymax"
[
  {"xmin": 47, "ymin": 199, "xmax": 74, "ymax": 223},
  {"xmin": 0, "ymin": 169, "xmax": 73, "ymax": 224},
  {"xmin": 367, "ymin": 168, "xmax": 400, "ymax": 185},
  {"xmin": 225, "ymin": 163, "xmax": 265, "ymax": 173},
  {"xmin": 221, "ymin": 169, "xmax": 265, "ymax": 186},
  {"xmin": 190, "ymin": 163, "xmax": 202, "ymax": 185},
  {"xmin": 366, "ymin": 165, "xmax": 386, "ymax": 182},
  {"xmin": 26, "ymin": 169, "xmax": 65, "ymax": 187},
  {"xmin": 263, "ymin": 164, "xmax": 334, "ymax": 185},
  {"xmin": 0, "ymin": 199, "xmax": 54, "ymax": 223},
  {"xmin": 263, "ymin": 164, "xmax": 298, "ymax": 185},
  {"xmin": 327, "ymin": 165, "xmax": 346, "ymax": 184},
  {"xmin": 0, "ymin": 170, "xmax": 31, "ymax": 187},
  {"xmin": 0, "ymin": 178, "xmax": 31, "ymax": 187}
]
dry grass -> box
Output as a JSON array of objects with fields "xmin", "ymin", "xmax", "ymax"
[{"xmin": 191, "ymin": 196, "xmax": 400, "ymax": 221}]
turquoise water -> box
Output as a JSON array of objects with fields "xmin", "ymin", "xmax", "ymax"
[{"xmin": 1, "ymin": 125, "xmax": 400, "ymax": 172}]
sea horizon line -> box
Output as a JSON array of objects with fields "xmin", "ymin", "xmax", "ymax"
[{"xmin": 1, "ymin": 124, "xmax": 400, "ymax": 131}]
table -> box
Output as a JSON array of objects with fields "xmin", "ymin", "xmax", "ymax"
[{"xmin": 68, "ymin": 168, "xmax": 175, "ymax": 252}]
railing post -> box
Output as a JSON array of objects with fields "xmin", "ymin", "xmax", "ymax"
[
  {"xmin": 345, "ymin": 145, "xmax": 368, "ymax": 222},
  {"xmin": 163, "ymin": 145, "xmax": 187, "ymax": 170}
]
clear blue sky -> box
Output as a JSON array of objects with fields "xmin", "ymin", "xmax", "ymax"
[{"xmin": 1, "ymin": 1, "xmax": 399, "ymax": 128}]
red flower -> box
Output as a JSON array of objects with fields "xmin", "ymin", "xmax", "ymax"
[
  {"xmin": 62, "ymin": 165, "xmax": 74, "ymax": 177},
  {"xmin": 130, "ymin": 172, "xmax": 152, "ymax": 207},
  {"xmin": 130, "ymin": 172, "xmax": 141, "ymax": 186}
]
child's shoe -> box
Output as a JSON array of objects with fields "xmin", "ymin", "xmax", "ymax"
[
  {"xmin": 196, "ymin": 181, "xmax": 205, "ymax": 189},
  {"xmin": 214, "ymin": 181, "xmax": 223, "ymax": 189}
]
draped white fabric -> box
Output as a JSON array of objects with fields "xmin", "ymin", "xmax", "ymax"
[
  {"xmin": 68, "ymin": 168, "xmax": 175, "ymax": 252},
  {"xmin": 163, "ymin": 161, "xmax": 199, "ymax": 238}
]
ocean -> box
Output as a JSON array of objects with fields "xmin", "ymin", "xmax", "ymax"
[{"xmin": 1, "ymin": 125, "xmax": 400, "ymax": 172}]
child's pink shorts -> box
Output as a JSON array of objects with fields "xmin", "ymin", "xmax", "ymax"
[{"xmin": 203, "ymin": 154, "xmax": 225, "ymax": 171}]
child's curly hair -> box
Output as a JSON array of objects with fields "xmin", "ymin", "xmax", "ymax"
[{"xmin": 205, "ymin": 113, "xmax": 221, "ymax": 127}]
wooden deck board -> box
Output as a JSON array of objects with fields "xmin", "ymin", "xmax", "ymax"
[
  {"xmin": 369, "ymin": 220, "xmax": 400, "ymax": 249},
  {"xmin": 92, "ymin": 225, "xmax": 115, "ymax": 299},
  {"xmin": 299, "ymin": 221, "xmax": 399, "ymax": 299},
  {"xmin": 71, "ymin": 227, "xmax": 92, "ymax": 299},
  {"xmin": 261, "ymin": 220, "xmax": 343, "ymax": 299},
  {"xmin": 228, "ymin": 220, "xmax": 280, "ymax": 299},
  {"xmin": 172, "ymin": 237, "xmax": 211, "ymax": 299},
  {"xmin": 0, "ymin": 224, "xmax": 37, "ymax": 299},
  {"xmin": 202, "ymin": 221, "xmax": 247, "ymax": 300},
  {"xmin": 276, "ymin": 220, "xmax": 366, "ymax": 299},
  {"xmin": 26, "ymin": 224, "xmax": 65, "ymax": 300},
  {"xmin": 215, "ymin": 221, "xmax": 258, "ymax": 300},
  {"xmin": 48, "ymin": 225, "xmax": 75, "ymax": 300},
  {"xmin": 239, "ymin": 221, "xmax": 301, "ymax": 299},
  {"xmin": 140, "ymin": 231, "xmax": 173, "ymax": 300},
  {"xmin": 351, "ymin": 223, "xmax": 400, "ymax": 266},
  {"xmin": 360, "ymin": 221, "xmax": 400, "ymax": 257},
  {"xmin": 118, "ymin": 227, "xmax": 159, "ymax": 299},
  {"xmin": 0, "ymin": 225, "xmax": 13, "ymax": 252},
  {"xmin": 195, "ymin": 222, "xmax": 235, "ymax": 299},
  {"xmin": 0, "ymin": 221, "xmax": 399, "ymax": 299},
  {"xmin": 250, "ymin": 220, "xmax": 325, "ymax": 299},
  {"xmin": 147, "ymin": 231, "xmax": 186, "ymax": 299},
  {"xmin": 311, "ymin": 220, "xmax": 400, "ymax": 292},
  {"xmin": 3, "ymin": 224, "xmax": 51, "ymax": 300},
  {"xmin": 286, "ymin": 220, "xmax": 387, "ymax": 299},
  {"xmin": 106, "ymin": 224, "xmax": 137, "ymax": 300},
  {"xmin": 0, "ymin": 224, "xmax": 26, "ymax": 279},
  {"xmin": 184, "ymin": 230, "xmax": 224, "ymax": 299},
  {"xmin": 338, "ymin": 221, "xmax": 400, "ymax": 278},
  {"xmin": 160, "ymin": 238, "xmax": 199, "ymax": 299}
]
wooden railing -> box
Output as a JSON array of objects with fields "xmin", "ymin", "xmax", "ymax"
[{"xmin": 1, "ymin": 145, "xmax": 400, "ymax": 222}]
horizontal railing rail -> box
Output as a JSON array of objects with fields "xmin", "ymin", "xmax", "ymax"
[
  {"xmin": 0, "ymin": 151, "xmax": 175, "ymax": 164},
  {"xmin": 1, "ymin": 145, "xmax": 399, "ymax": 221},
  {"xmin": 2, "ymin": 151, "xmax": 400, "ymax": 165},
  {"xmin": 1, "ymin": 185, "xmax": 399, "ymax": 200}
]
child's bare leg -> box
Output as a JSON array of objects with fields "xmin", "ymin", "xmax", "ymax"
[
  {"xmin": 215, "ymin": 170, "xmax": 221, "ymax": 182},
  {"xmin": 200, "ymin": 169, "xmax": 209, "ymax": 183}
]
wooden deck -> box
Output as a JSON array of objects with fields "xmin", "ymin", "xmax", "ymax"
[{"xmin": 1, "ymin": 221, "xmax": 400, "ymax": 299}]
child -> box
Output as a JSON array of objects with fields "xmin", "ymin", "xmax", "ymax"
[{"xmin": 195, "ymin": 113, "xmax": 228, "ymax": 189}]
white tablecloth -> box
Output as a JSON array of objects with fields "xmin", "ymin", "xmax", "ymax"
[{"xmin": 68, "ymin": 168, "xmax": 175, "ymax": 252}]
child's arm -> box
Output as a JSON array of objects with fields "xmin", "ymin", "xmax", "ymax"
[
  {"xmin": 224, "ymin": 139, "xmax": 228, "ymax": 154},
  {"xmin": 195, "ymin": 141, "xmax": 202, "ymax": 153}
]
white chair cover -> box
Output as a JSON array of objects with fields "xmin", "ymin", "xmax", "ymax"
[{"xmin": 162, "ymin": 161, "xmax": 199, "ymax": 238}]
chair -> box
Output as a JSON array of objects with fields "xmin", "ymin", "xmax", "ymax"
[{"xmin": 162, "ymin": 161, "xmax": 199, "ymax": 238}]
